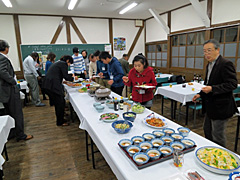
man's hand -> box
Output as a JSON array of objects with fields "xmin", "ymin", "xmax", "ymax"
[
  {"xmin": 98, "ymin": 72, "xmax": 104, "ymax": 78},
  {"xmin": 201, "ymin": 86, "xmax": 212, "ymax": 94},
  {"xmin": 84, "ymin": 71, "xmax": 87, "ymax": 75},
  {"xmin": 122, "ymin": 76, "xmax": 129, "ymax": 83},
  {"xmin": 74, "ymin": 76, "xmax": 78, "ymax": 81},
  {"xmin": 108, "ymin": 80, "xmax": 114, "ymax": 85},
  {"xmin": 192, "ymin": 94, "xmax": 200, "ymax": 103}
]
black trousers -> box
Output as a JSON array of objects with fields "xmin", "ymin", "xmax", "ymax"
[
  {"xmin": 4, "ymin": 86, "xmax": 27, "ymax": 140},
  {"xmin": 45, "ymin": 90, "xmax": 66, "ymax": 126},
  {"xmin": 111, "ymin": 86, "xmax": 124, "ymax": 96}
]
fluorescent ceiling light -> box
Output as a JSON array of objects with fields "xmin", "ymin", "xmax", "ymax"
[
  {"xmin": 119, "ymin": 2, "xmax": 138, "ymax": 14},
  {"xmin": 68, "ymin": 0, "xmax": 78, "ymax": 10},
  {"xmin": 2, "ymin": 0, "xmax": 12, "ymax": 8}
]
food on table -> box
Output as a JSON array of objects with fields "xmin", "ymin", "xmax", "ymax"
[
  {"xmin": 121, "ymin": 142, "xmax": 131, "ymax": 146},
  {"xmin": 133, "ymin": 139, "xmax": 143, "ymax": 143},
  {"xmin": 172, "ymin": 145, "xmax": 183, "ymax": 150},
  {"xmin": 179, "ymin": 129, "xmax": 189, "ymax": 133},
  {"xmin": 188, "ymin": 82, "xmax": 193, "ymax": 85},
  {"xmin": 197, "ymin": 147, "xmax": 239, "ymax": 170},
  {"xmin": 132, "ymin": 104, "xmax": 145, "ymax": 114},
  {"xmin": 145, "ymin": 136, "xmax": 153, "ymax": 140},
  {"xmin": 135, "ymin": 157, "xmax": 147, "ymax": 162},
  {"xmin": 78, "ymin": 87, "xmax": 88, "ymax": 93},
  {"xmin": 124, "ymin": 112, "xmax": 135, "ymax": 117},
  {"xmin": 129, "ymin": 148, "xmax": 139, "ymax": 153},
  {"xmin": 148, "ymin": 152, "xmax": 159, "ymax": 157},
  {"xmin": 146, "ymin": 117, "xmax": 165, "ymax": 127},
  {"xmin": 82, "ymin": 80, "xmax": 92, "ymax": 83},
  {"xmin": 115, "ymin": 123, "xmax": 129, "ymax": 129},
  {"xmin": 141, "ymin": 145, "xmax": 150, "ymax": 150},
  {"xmin": 152, "ymin": 142, "xmax": 162, "ymax": 147},
  {"xmin": 100, "ymin": 113, "xmax": 119, "ymax": 120},
  {"xmin": 183, "ymin": 140, "xmax": 194, "ymax": 146},
  {"xmin": 160, "ymin": 149, "xmax": 171, "ymax": 154},
  {"xmin": 172, "ymin": 134, "xmax": 183, "ymax": 140},
  {"xmin": 66, "ymin": 82, "xmax": 82, "ymax": 87}
]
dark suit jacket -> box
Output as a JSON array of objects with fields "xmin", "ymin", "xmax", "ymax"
[
  {"xmin": 119, "ymin": 58, "xmax": 129, "ymax": 76},
  {"xmin": 200, "ymin": 55, "xmax": 238, "ymax": 120},
  {"xmin": 42, "ymin": 60, "xmax": 73, "ymax": 96},
  {"xmin": 0, "ymin": 53, "xmax": 18, "ymax": 103}
]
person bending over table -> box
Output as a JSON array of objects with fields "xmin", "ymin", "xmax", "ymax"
[
  {"xmin": 43, "ymin": 55, "xmax": 77, "ymax": 126},
  {"xmin": 192, "ymin": 39, "xmax": 238, "ymax": 147},
  {"xmin": 99, "ymin": 51, "xmax": 124, "ymax": 96},
  {"xmin": 122, "ymin": 53, "xmax": 157, "ymax": 109}
]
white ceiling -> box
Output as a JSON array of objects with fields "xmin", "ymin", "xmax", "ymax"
[{"xmin": 0, "ymin": 0, "xmax": 193, "ymax": 19}]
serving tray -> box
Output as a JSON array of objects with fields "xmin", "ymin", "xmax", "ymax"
[{"xmin": 118, "ymin": 143, "xmax": 196, "ymax": 170}]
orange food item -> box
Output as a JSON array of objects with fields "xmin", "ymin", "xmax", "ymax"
[
  {"xmin": 188, "ymin": 82, "xmax": 193, "ymax": 85},
  {"xmin": 146, "ymin": 118, "xmax": 165, "ymax": 127}
]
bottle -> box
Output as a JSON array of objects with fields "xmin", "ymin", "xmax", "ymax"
[
  {"xmin": 199, "ymin": 75, "xmax": 202, "ymax": 83},
  {"xmin": 154, "ymin": 69, "xmax": 157, "ymax": 75},
  {"xmin": 119, "ymin": 97, "xmax": 124, "ymax": 110},
  {"xmin": 193, "ymin": 73, "xmax": 196, "ymax": 82},
  {"xmin": 114, "ymin": 98, "xmax": 119, "ymax": 111},
  {"xmin": 158, "ymin": 69, "xmax": 160, "ymax": 77},
  {"xmin": 196, "ymin": 74, "xmax": 199, "ymax": 83},
  {"xmin": 182, "ymin": 74, "xmax": 186, "ymax": 83}
]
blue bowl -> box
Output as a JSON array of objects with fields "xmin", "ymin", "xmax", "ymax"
[
  {"xmin": 133, "ymin": 152, "xmax": 150, "ymax": 165},
  {"xmin": 152, "ymin": 130, "xmax": 165, "ymax": 138},
  {"xmin": 181, "ymin": 139, "xmax": 195, "ymax": 149},
  {"xmin": 119, "ymin": 139, "xmax": 133, "ymax": 149},
  {"xmin": 139, "ymin": 141, "xmax": 153, "ymax": 152},
  {"xmin": 127, "ymin": 145, "xmax": 141, "ymax": 157},
  {"xmin": 177, "ymin": 127, "xmax": 190, "ymax": 137},
  {"xmin": 112, "ymin": 120, "xmax": 133, "ymax": 134},
  {"xmin": 146, "ymin": 149, "xmax": 161, "ymax": 160},
  {"xmin": 151, "ymin": 138, "xmax": 164, "ymax": 148},
  {"xmin": 122, "ymin": 112, "xmax": 136, "ymax": 122},
  {"xmin": 131, "ymin": 136, "xmax": 145, "ymax": 145},
  {"xmin": 160, "ymin": 136, "xmax": 174, "ymax": 146},
  {"xmin": 163, "ymin": 128, "xmax": 175, "ymax": 136},
  {"xmin": 158, "ymin": 145, "xmax": 173, "ymax": 157},
  {"xmin": 170, "ymin": 142, "xmax": 185, "ymax": 151},
  {"xmin": 142, "ymin": 133, "xmax": 156, "ymax": 141},
  {"xmin": 171, "ymin": 133, "xmax": 184, "ymax": 142},
  {"xmin": 123, "ymin": 97, "xmax": 129, "ymax": 102},
  {"xmin": 93, "ymin": 102, "xmax": 102, "ymax": 107},
  {"xmin": 95, "ymin": 105, "xmax": 105, "ymax": 113}
]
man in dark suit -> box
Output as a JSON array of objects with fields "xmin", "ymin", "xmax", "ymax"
[
  {"xmin": 0, "ymin": 39, "xmax": 33, "ymax": 141},
  {"xmin": 192, "ymin": 39, "xmax": 238, "ymax": 147},
  {"xmin": 42, "ymin": 55, "xmax": 75, "ymax": 126}
]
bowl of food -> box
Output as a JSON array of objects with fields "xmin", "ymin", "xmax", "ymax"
[
  {"xmin": 171, "ymin": 133, "xmax": 184, "ymax": 142},
  {"xmin": 139, "ymin": 141, "xmax": 153, "ymax": 152},
  {"xmin": 133, "ymin": 152, "xmax": 150, "ymax": 165},
  {"xmin": 195, "ymin": 146, "xmax": 240, "ymax": 174},
  {"xmin": 181, "ymin": 139, "xmax": 195, "ymax": 149},
  {"xmin": 93, "ymin": 102, "xmax": 102, "ymax": 107},
  {"xmin": 158, "ymin": 146, "xmax": 173, "ymax": 157},
  {"xmin": 170, "ymin": 142, "xmax": 185, "ymax": 151},
  {"xmin": 163, "ymin": 128, "xmax": 175, "ymax": 136},
  {"xmin": 131, "ymin": 136, "xmax": 145, "ymax": 145},
  {"xmin": 127, "ymin": 145, "xmax": 141, "ymax": 157},
  {"xmin": 95, "ymin": 105, "xmax": 105, "ymax": 113},
  {"xmin": 151, "ymin": 138, "xmax": 164, "ymax": 148},
  {"xmin": 122, "ymin": 112, "xmax": 136, "ymax": 122},
  {"xmin": 111, "ymin": 120, "xmax": 133, "ymax": 134},
  {"xmin": 177, "ymin": 127, "xmax": 190, "ymax": 137},
  {"xmin": 160, "ymin": 136, "xmax": 174, "ymax": 146},
  {"xmin": 142, "ymin": 133, "xmax": 156, "ymax": 141},
  {"xmin": 119, "ymin": 139, "xmax": 133, "ymax": 149},
  {"xmin": 152, "ymin": 130, "xmax": 165, "ymax": 138},
  {"xmin": 132, "ymin": 104, "xmax": 145, "ymax": 114},
  {"xmin": 100, "ymin": 113, "xmax": 119, "ymax": 123},
  {"xmin": 146, "ymin": 149, "xmax": 161, "ymax": 161},
  {"xmin": 105, "ymin": 100, "xmax": 114, "ymax": 109}
]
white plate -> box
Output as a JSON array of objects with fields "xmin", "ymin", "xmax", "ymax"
[
  {"xmin": 143, "ymin": 116, "xmax": 167, "ymax": 129},
  {"xmin": 195, "ymin": 146, "xmax": 240, "ymax": 175},
  {"xmin": 134, "ymin": 85, "xmax": 156, "ymax": 89}
]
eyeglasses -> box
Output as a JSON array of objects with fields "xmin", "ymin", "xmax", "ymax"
[{"xmin": 203, "ymin": 49, "xmax": 214, "ymax": 54}]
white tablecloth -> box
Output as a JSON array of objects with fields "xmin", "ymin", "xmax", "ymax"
[
  {"xmin": 20, "ymin": 81, "xmax": 29, "ymax": 93},
  {"xmin": 154, "ymin": 82, "xmax": 205, "ymax": 105},
  {"xmin": 0, "ymin": 115, "xmax": 15, "ymax": 170},
  {"xmin": 64, "ymin": 85, "xmax": 238, "ymax": 180},
  {"xmin": 155, "ymin": 74, "xmax": 173, "ymax": 79}
]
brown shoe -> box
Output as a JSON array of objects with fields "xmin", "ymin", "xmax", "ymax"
[
  {"xmin": 17, "ymin": 135, "xmax": 33, "ymax": 142},
  {"xmin": 61, "ymin": 123, "xmax": 69, "ymax": 126}
]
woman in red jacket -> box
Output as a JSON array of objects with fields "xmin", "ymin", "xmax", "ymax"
[{"xmin": 122, "ymin": 53, "xmax": 157, "ymax": 109}]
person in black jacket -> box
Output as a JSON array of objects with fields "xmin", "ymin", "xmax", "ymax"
[
  {"xmin": 43, "ymin": 55, "xmax": 75, "ymax": 126},
  {"xmin": 0, "ymin": 39, "xmax": 33, "ymax": 141},
  {"xmin": 192, "ymin": 39, "xmax": 238, "ymax": 147}
]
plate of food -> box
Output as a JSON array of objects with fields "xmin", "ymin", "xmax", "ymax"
[
  {"xmin": 100, "ymin": 113, "xmax": 119, "ymax": 123},
  {"xmin": 66, "ymin": 82, "xmax": 82, "ymax": 87},
  {"xmin": 135, "ymin": 85, "xmax": 156, "ymax": 89},
  {"xmin": 195, "ymin": 146, "xmax": 240, "ymax": 174},
  {"xmin": 143, "ymin": 114, "xmax": 167, "ymax": 129},
  {"xmin": 78, "ymin": 87, "xmax": 88, "ymax": 93}
]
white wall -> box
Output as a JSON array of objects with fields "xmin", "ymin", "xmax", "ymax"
[
  {"xmin": 0, "ymin": 15, "xmax": 20, "ymax": 71},
  {"xmin": 171, "ymin": 1, "xmax": 207, "ymax": 32},
  {"xmin": 146, "ymin": 14, "xmax": 168, "ymax": 43},
  {"xmin": 112, "ymin": 19, "xmax": 144, "ymax": 64},
  {"xmin": 71, "ymin": 18, "xmax": 109, "ymax": 44},
  {"xmin": 212, "ymin": 0, "xmax": 240, "ymax": 25}
]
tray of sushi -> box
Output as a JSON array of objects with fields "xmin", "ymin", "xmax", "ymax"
[{"xmin": 118, "ymin": 127, "xmax": 196, "ymax": 170}]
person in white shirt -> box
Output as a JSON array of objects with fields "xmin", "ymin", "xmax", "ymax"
[
  {"xmin": 23, "ymin": 52, "xmax": 45, "ymax": 107},
  {"xmin": 88, "ymin": 53, "xmax": 97, "ymax": 80},
  {"xmin": 71, "ymin": 47, "xmax": 87, "ymax": 79}
]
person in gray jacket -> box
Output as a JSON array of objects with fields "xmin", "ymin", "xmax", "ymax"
[
  {"xmin": 0, "ymin": 39, "xmax": 33, "ymax": 141},
  {"xmin": 119, "ymin": 54, "xmax": 130, "ymax": 76},
  {"xmin": 23, "ymin": 52, "xmax": 45, "ymax": 107}
]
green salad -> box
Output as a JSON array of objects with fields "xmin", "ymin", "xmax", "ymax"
[
  {"xmin": 132, "ymin": 104, "xmax": 145, "ymax": 114},
  {"xmin": 100, "ymin": 113, "xmax": 119, "ymax": 121}
]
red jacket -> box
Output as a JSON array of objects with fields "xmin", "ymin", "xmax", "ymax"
[{"xmin": 124, "ymin": 66, "xmax": 157, "ymax": 103}]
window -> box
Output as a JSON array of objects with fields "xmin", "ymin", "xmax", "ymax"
[
  {"xmin": 171, "ymin": 31, "xmax": 205, "ymax": 69},
  {"xmin": 212, "ymin": 26, "xmax": 239, "ymax": 71},
  {"xmin": 146, "ymin": 42, "xmax": 168, "ymax": 69}
]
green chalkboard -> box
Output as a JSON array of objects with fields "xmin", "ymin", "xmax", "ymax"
[{"xmin": 20, "ymin": 43, "xmax": 111, "ymax": 74}]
